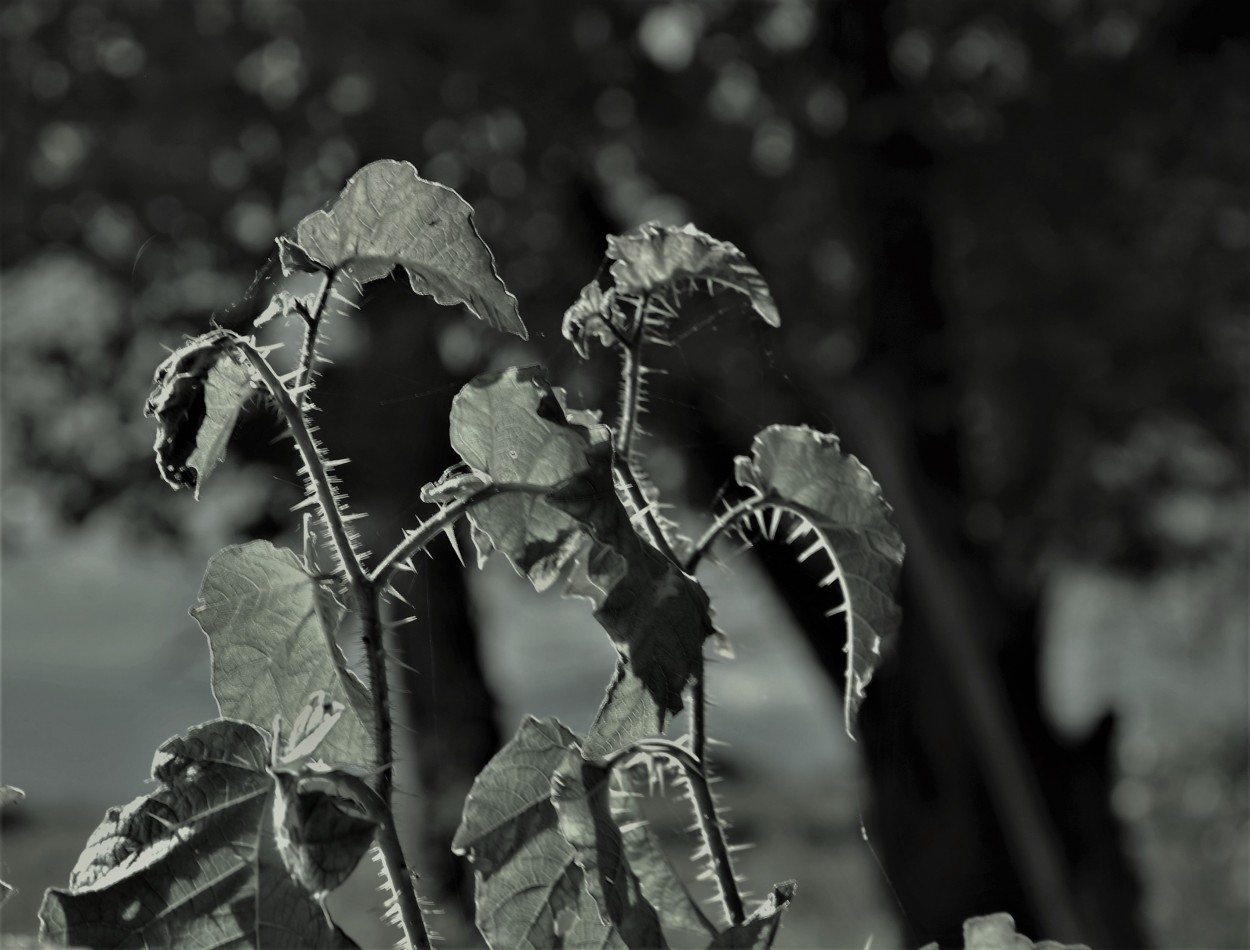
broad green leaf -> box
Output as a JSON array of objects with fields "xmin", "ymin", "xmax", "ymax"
[
  {"xmin": 547, "ymin": 445, "xmax": 713, "ymax": 758},
  {"xmin": 734, "ymin": 425, "xmax": 904, "ymax": 735},
  {"xmin": 919, "ymin": 912, "xmax": 1091, "ymax": 950},
  {"xmin": 707, "ymin": 881, "xmax": 796, "ymax": 949},
  {"xmin": 39, "ymin": 720, "xmax": 357, "ymax": 949},
  {"xmin": 563, "ymin": 223, "xmax": 777, "ymax": 358},
  {"xmin": 284, "ymin": 159, "xmax": 526, "ymax": 338},
  {"xmin": 143, "ymin": 329, "xmax": 254, "ymax": 498},
  {"xmin": 551, "ymin": 753, "xmax": 666, "ymax": 949},
  {"xmin": 452, "ymin": 718, "xmax": 597, "ymax": 949},
  {"xmin": 191, "ymin": 541, "xmax": 374, "ymax": 769},
  {"xmin": 448, "ymin": 365, "xmax": 603, "ymax": 591}
]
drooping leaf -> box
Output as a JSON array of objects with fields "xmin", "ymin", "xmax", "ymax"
[
  {"xmin": 562, "ymin": 223, "xmax": 778, "ymax": 358},
  {"xmin": 447, "ymin": 365, "xmax": 605, "ymax": 590},
  {"xmin": 191, "ymin": 541, "xmax": 374, "ymax": 769},
  {"xmin": 613, "ymin": 779, "xmax": 715, "ymax": 938},
  {"xmin": 734, "ymin": 425, "xmax": 904, "ymax": 735},
  {"xmin": 550, "ymin": 753, "xmax": 666, "ymax": 949},
  {"xmin": 707, "ymin": 881, "xmax": 796, "ymax": 949},
  {"xmin": 271, "ymin": 769, "xmax": 378, "ymax": 904},
  {"xmin": 547, "ymin": 446, "xmax": 713, "ymax": 758},
  {"xmin": 39, "ymin": 720, "xmax": 357, "ymax": 949},
  {"xmin": 918, "ymin": 912, "xmax": 1092, "ymax": 950},
  {"xmin": 143, "ymin": 329, "xmax": 254, "ymax": 498},
  {"xmin": 283, "ymin": 159, "xmax": 525, "ymax": 338},
  {"xmin": 452, "ymin": 717, "xmax": 596, "ymax": 949}
]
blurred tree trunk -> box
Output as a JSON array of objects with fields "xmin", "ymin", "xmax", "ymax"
[{"xmin": 317, "ymin": 295, "xmax": 496, "ymax": 947}]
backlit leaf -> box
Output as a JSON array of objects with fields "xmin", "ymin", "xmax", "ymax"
[
  {"xmin": 563, "ymin": 223, "xmax": 777, "ymax": 358},
  {"xmin": 191, "ymin": 541, "xmax": 374, "ymax": 769},
  {"xmin": 39, "ymin": 719, "xmax": 357, "ymax": 949},
  {"xmin": 448, "ymin": 365, "xmax": 603, "ymax": 591},
  {"xmin": 734, "ymin": 425, "xmax": 904, "ymax": 735},
  {"xmin": 551, "ymin": 753, "xmax": 666, "ymax": 949},
  {"xmin": 271, "ymin": 769, "xmax": 377, "ymax": 903},
  {"xmin": 284, "ymin": 159, "xmax": 525, "ymax": 338},
  {"xmin": 452, "ymin": 718, "xmax": 593, "ymax": 949}
]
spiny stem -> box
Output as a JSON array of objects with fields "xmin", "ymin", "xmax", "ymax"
[
  {"xmin": 615, "ymin": 305, "xmax": 646, "ymax": 463},
  {"xmin": 234, "ymin": 337, "xmax": 365, "ymax": 587},
  {"xmin": 370, "ymin": 482, "xmax": 552, "ymax": 588},
  {"xmin": 614, "ymin": 738, "xmax": 745, "ymax": 926},
  {"xmin": 613, "ymin": 456, "xmax": 677, "ymax": 562},
  {"xmin": 684, "ymin": 495, "xmax": 769, "ymax": 574},
  {"xmin": 325, "ymin": 770, "xmax": 431, "ymax": 950},
  {"xmin": 689, "ymin": 658, "xmax": 707, "ymax": 766},
  {"xmin": 294, "ymin": 270, "xmax": 336, "ymax": 412}
]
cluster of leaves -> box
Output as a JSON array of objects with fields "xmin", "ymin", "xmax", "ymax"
[{"xmin": 37, "ymin": 161, "xmax": 905, "ymax": 948}]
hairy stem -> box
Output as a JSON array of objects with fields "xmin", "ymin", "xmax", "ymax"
[
  {"xmin": 684, "ymin": 495, "xmax": 769, "ymax": 575},
  {"xmin": 234, "ymin": 338, "xmax": 365, "ymax": 587},
  {"xmin": 613, "ymin": 456, "xmax": 677, "ymax": 561},
  {"xmin": 689, "ymin": 660, "xmax": 707, "ymax": 767},
  {"xmin": 370, "ymin": 482, "xmax": 552, "ymax": 588},
  {"xmin": 293, "ymin": 271, "xmax": 334, "ymax": 411},
  {"xmin": 327, "ymin": 770, "xmax": 432, "ymax": 950},
  {"xmin": 622, "ymin": 739, "xmax": 745, "ymax": 926}
]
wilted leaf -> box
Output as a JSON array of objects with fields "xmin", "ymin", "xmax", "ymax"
[
  {"xmin": 448, "ymin": 365, "xmax": 604, "ymax": 590},
  {"xmin": 284, "ymin": 159, "xmax": 525, "ymax": 338},
  {"xmin": 547, "ymin": 446, "xmax": 713, "ymax": 758},
  {"xmin": 191, "ymin": 541, "xmax": 374, "ymax": 769},
  {"xmin": 551, "ymin": 753, "xmax": 666, "ymax": 949},
  {"xmin": 39, "ymin": 720, "xmax": 357, "ymax": 949},
  {"xmin": 143, "ymin": 329, "xmax": 254, "ymax": 498},
  {"xmin": 734, "ymin": 425, "xmax": 904, "ymax": 735},
  {"xmin": 707, "ymin": 881, "xmax": 795, "ymax": 949}
]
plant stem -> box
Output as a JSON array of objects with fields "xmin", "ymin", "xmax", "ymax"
[
  {"xmin": 327, "ymin": 770, "xmax": 432, "ymax": 950},
  {"xmin": 689, "ymin": 659, "xmax": 707, "ymax": 766},
  {"xmin": 684, "ymin": 495, "xmax": 768, "ymax": 574},
  {"xmin": 234, "ymin": 338, "xmax": 366, "ymax": 587},
  {"xmin": 370, "ymin": 482, "xmax": 552, "ymax": 588},
  {"xmin": 626, "ymin": 739, "xmax": 745, "ymax": 926},
  {"xmin": 613, "ymin": 456, "xmax": 677, "ymax": 561},
  {"xmin": 295, "ymin": 270, "xmax": 336, "ymax": 411}
]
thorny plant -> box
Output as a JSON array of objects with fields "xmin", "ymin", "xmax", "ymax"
[{"xmin": 14, "ymin": 160, "xmax": 1051, "ymax": 949}]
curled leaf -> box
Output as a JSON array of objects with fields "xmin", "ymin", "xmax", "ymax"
[
  {"xmin": 271, "ymin": 768, "xmax": 378, "ymax": 906},
  {"xmin": 734, "ymin": 424, "xmax": 904, "ymax": 735},
  {"xmin": 562, "ymin": 222, "xmax": 778, "ymax": 357},
  {"xmin": 283, "ymin": 159, "xmax": 526, "ymax": 338},
  {"xmin": 143, "ymin": 329, "xmax": 254, "ymax": 497}
]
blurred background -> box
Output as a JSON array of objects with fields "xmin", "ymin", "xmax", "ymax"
[{"xmin": 1, "ymin": 0, "xmax": 1247, "ymax": 947}]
